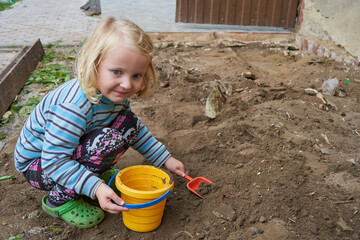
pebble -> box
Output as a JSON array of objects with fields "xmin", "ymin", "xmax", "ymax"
[
  {"xmin": 212, "ymin": 203, "xmax": 236, "ymax": 221},
  {"xmin": 242, "ymin": 71, "xmax": 256, "ymax": 80},
  {"xmin": 320, "ymin": 148, "xmax": 330, "ymax": 155},
  {"xmin": 249, "ymin": 227, "xmax": 257, "ymax": 235},
  {"xmin": 304, "ymin": 88, "xmax": 318, "ymax": 95},
  {"xmin": 307, "ymin": 223, "xmax": 319, "ymax": 235},
  {"xmin": 235, "ymin": 163, "xmax": 243, "ymax": 169}
]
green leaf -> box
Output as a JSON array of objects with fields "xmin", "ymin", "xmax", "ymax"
[
  {"xmin": 64, "ymin": 74, "xmax": 71, "ymax": 82},
  {"xmin": 49, "ymin": 224, "xmax": 64, "ymax": 234},
  {"xmin": 9, "ymin": 236, "xmax": 23, "ymax": 240},
  {"xmin": 0, "ymin": 175, "xmax": 16, "ymax": 181},
  {"xmin": 0, "ymin": 133, "xmax": 6, "ymax": 141},
  {"xmin": 10, "ymin": 104, "xmax": 23, "ymax": 114}
]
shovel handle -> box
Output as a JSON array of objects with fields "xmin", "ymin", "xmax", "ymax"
[{"xmin": 183, "ymin": 174, "xmax": 193, "ymax": 181}]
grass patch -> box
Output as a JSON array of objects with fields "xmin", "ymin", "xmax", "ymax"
[
  {"xmin": 0, "ymin": 0, "xmax": 21, "ymax": 11},
  {"xmin": 0, "ymin": 133, "xmax": 6, "ymax": 141},
  {"xmin": 26, "ymin": 63, "xmax": 72, "ymax": 86},
  {"xmin": 26, "ymin": 42, "xmax": 74, "ymax": 87}
]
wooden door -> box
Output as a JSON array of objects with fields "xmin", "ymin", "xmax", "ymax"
[{"xmin": 175, "ymin": 0, "xmax": 299, "ymax": 29}]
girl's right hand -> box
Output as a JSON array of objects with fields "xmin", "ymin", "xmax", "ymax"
[{"xmin": 95, "ymin": 182, "xmax": 128, "ymax": 213}]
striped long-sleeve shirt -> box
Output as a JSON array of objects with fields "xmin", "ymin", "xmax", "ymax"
[{"xmin": 14, "ymin": 79, "xmax": 171, "ymax": 199}]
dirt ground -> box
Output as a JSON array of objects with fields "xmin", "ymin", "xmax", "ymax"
[{"xmin": 1, "ymin": 37, "xmax": 360, "ymax": 240}]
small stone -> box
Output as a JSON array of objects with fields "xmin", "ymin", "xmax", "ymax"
[
  {"xmin": 306, "ymin": 221, "xmax": 319, "ymax": 235},
  {"xmin": 235, "ymin": 163, "xmax": 243, "ymax": 169},
  {"xmin": 212, "ymin": 203, "xmax": 236, "ymax": 221},
  {"xmin": 309, "ymin": 226, "xmax": 319, "ymax": 235},
  {"xmin": 337, "ymin": 90, "xmax": 347, "ymax": 97},
  {"xmin": 326, "ymin": 221, "xmax": 335, "ymax": 229},
  {"xmin": 248, "ymin": 215, "xmax": 257, "ymax": 224},
  {"xmin": 205, "ymin": 84, "xmax": 227, "ymax": 119},
  {"xmin": 235, "ymin": 88, "xmax": 244, "ymax": 92},
  {"xmin": 337, "ymin": 217, "xmax": 353, "ymax": 232},
  {"xmin": 259, "ymin": 216, "xmax": 266, "ymax": 223},
  {"xmin": 249, "ymin": 227, "xmax": 257, "ymax": 235},
  {"xmin": 159, "ymin": 81, "xmax": 170, "ymax": 88},
  {"xmin": 320, "ymin": 148, "xmax": 330, "ymax": 155},
  {"xmin": 304, "ymin": 88, "xmax": 318, "ymax": 95},
  {"xmin": 242, "ymin": 71, "xmax": 256, "ymax": 80}
]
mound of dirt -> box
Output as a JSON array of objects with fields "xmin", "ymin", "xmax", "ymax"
[{"xmin": 1, "ymin": 40, "xmax": 360, "ymax": 240}]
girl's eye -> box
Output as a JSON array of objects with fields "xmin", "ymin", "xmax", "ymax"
[
  {"xmin": 133, "ymin": 74, "xmax": 142, "ymax": 79},
  {"xmin": 113, "ymin": 70, "xmax": 121, "ymax": 75}
]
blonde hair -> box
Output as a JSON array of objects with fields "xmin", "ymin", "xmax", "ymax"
[{"xmin": 76, "ymin": 17, "xmax": 157, "ymax": 103}]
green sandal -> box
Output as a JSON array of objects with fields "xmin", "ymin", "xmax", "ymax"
[
  {"xmin": 42, "ymin": 196, "xmax": 104, "ymax": 228},
  {"xmin": 100, "ymin": 169, "xmax": 120, "ymax": 191}
]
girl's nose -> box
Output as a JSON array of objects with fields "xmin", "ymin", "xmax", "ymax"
[{"xmin": 120, "ymin": 75, "xmax": 132, "ymax": 89}]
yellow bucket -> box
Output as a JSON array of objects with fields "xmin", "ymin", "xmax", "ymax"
[{"xmin": 114, "ymin": 165, "xmax": 174, "ymax": 232}]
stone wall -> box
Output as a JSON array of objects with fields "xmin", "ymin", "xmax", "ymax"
[{"xmin": 296, "ymin": 0, "xmax": 360, "ymax": 65}]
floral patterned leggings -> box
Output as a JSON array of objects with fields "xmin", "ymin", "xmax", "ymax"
[{"xmin": 23, "ymin": 109, "xmax": 140, "ymax": 206}]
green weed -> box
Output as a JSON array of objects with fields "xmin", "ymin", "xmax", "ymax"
[
  {"xmin": 7, "ymin": 95, "xmax": 43, "ymax": 120},
  {"xmin": 0, "ymin": 133, "xmax": 6, "ymax": 141},
  {"xmin": 0, "ymin": 115, "xmax": 15, "ymax": 127},
  {"xmin": 26, "ymin": 63, "xmax": 71, "ymax": 87},
  {"xmin": 0, "ymin": 0, "xmax": 21, "ymax": 11}
]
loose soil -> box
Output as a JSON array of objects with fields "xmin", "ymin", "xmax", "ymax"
[{"xmin": 1, "ymin": 38, "xmax": 360, "ymax": 240}]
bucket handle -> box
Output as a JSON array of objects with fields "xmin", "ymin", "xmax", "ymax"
[{"xmin": 107, "ymin": 171, "xmax": 171, "ymax": 209}]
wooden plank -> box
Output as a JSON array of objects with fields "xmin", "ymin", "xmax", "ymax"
[
  {"xmin": 256, "ymin": 0, "xmax": 267, "ymax": 26},
  {"xmin": 234, "ymin": 0, "xmax": 243, "ymax": 25},
  {"xmin": 187, "ymin": 0, "xmax": 196, "ymax": 23},
  {"xmin": 210, "ymin": 0, "xmax": 221, "ymax": 24},
  {"xmin": 195, "ymin": 0, "xmax": 205, "ymax": 23},
  {"xmin": 203, "ymin": 0, "xmax": 212, "ymax": 23},
  {"xmin": 0, "ymin": 39, "xmax": 44, "ymax": 118},
  {"xmin": 225, "ymin": 0, "xmax": 237, "ymax": 25},
  {"xmin": 182, "ymin": 0, "xmax": 189, "ymax": 23},
  {"xmin": 250, "ymin": 0, "xmax": 261, "ymax": 26},
  {"xmin": 286, "ymin": 0, "xmax": 299, "ymax": 28},
  {"xmin": 176, "ymin": 0, "xmax": 188, "ymax": 23},
  {"xmin": 269, "ymin": 0, "xmax": 282, "ymax": 27},
  {"xmin": 218, "ymin": 0, "xmax": 228, "ymax": 24},
  {"xmin": 175, "ymin": 0, "xmax": 181, "ymax": 22},
  {"xmin": 265, "ymin": 0, "xmax": 275, "ymax": 26},
  {"xmin": 279, "ymin": 0, "xmax": 288, "ymax": 28},
  {"xmin": 242, "ymin": 0, "xmax": 252, "ymax": 25}
]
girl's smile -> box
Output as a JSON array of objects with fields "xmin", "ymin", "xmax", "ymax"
[{"xmin": 96, "ymin": 45, "xmax": 150, "ymax": 103}]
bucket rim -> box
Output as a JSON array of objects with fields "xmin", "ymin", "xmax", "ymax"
[{"xmin": 115, "ymin": 165, "xmax": 174, "ymax": 199}]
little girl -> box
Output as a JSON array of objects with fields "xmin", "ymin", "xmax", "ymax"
[{"xmin": 14, "ymin": 17, "xmax": 185, "ymax": 228}]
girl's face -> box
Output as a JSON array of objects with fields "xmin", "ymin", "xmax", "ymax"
[{"xmin": 96, "ymin": 45, "xmax": 150, "ymax": 103}]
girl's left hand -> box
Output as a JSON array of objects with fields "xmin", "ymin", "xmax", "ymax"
[
  {"xmin": 164, "ymin": 156, "xmax": 185, "ymax": 177},
  {"xmin": 95, "ymin": 183, "xmax": 128, "ymax": 214}
]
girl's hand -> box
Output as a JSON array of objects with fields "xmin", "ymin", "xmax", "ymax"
[
  {"xmin": 95, "ymin": 183, "xmax": 128, "ymax": 214},
  {"xmin": 164, "ymin": 156, "xmax": 185, "ymax": 177}
]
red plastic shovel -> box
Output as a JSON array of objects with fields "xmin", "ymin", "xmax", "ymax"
[{"xmin": 184, "ymin": 174, "xmax": 213, "ymax": 199}]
